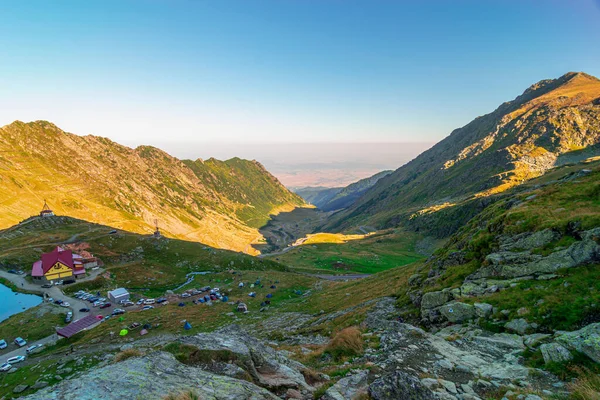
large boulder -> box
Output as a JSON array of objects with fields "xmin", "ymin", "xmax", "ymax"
[
  {"xmin": 474, "ymin": 303, "xmax": 493, "ymax": 318},
  {"xmin": 540, "ymin": 343, "xmax": 573, "ymax": 364},
  {"xmin": 439, "ymin": 302, "xmax": 475, "ymax": 323},
  {"xmin": 180, "ymin": 325, "xmax": 312, "ymax": 392},
  {"xmin": 321, "ymin": 370, "xmax": 369, "ymax": 400},
  {"xmin": 505, "ymin": 318, "xmax": 531, "ymax": 335},
  {"xmin": 556, "ymin": 323, "xmax": 600, "ymax": 363},
  {"xmin": 369, "ymin": 370, "xmax": 435, "ymax": 400},
  {"xmin": 499, "ymin": 229, "xmax": 561, "ymax": 252},
  {"xmin": 21, "ymin": 352, "xmax": 279, "ymax": 400},
  {"xmin": 421, "ymin": 291, "xmax": 451, "ymax": 309}
]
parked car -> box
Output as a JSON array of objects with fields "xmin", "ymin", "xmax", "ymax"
[
  {"xmin": 109, "ymin": 230, "xmax": 117, "ymax": 234},
  {"xmin": 98, "ymin": 298, "xmax": 107, "ymax": 303},
  {"xmin": 180, "ymin": 293, "xmax": 191, "ymax": 298},
  {"xmin": 144, "ymin": 299, "xmax": 155, "ymax": 305},
  {"xmin": 142, "ymin": 305, "xmax": 154, "ymax": 311},
  {"xmin": 41, "ymin": 284, "xmax": 52, "ymax": 288},
  {"xmin": 7, "ymin": 269, "xmax": 16, "ymax": 274},
  {"xmin": 26, "ymin": 344, "xmax": 43, "ymax": 354},
  {"xmin": 0, "ymin": 363, "xmax": 11, "ymax": 372},
  {"xmin": 79, "ymin": 308, "xmax": 90, "ymax": 313},
  {"xmin": 100, "ymin": 303, "xmax": 112, "ymax": 309},
  {"xmin": 47, "ymin": 297, "xmax": 54, "ymax": 303},
  {"xmin": 0, "ymin": 340, "xmax": 6, "ymax": 349},
  {"xmin": 62, "ymin": 279, "xmax": 75, "ymax": 285},
  {"xmin": 102, "ymin": 315, "xmax": 111, "ymax": 322},
  {"xmin": 121, "ymin": 301, "xmax": 135, "ymax": 307},
  {"xmin": 14, "ymin": 338, "xmax": 26, "ymax": 347},
  {"xmin": 112, "ymin": 309, "xmax": 125, "ymax": 315},
  {"xmin": 136, "ymin": 299, "xmax": 145, "ymax": 305},
  {"xmin": 7, "ymin": 356, "xmax": 25, "ymax": 364},
  {"xmin": 54, "ymin": 280, "xmax": 63, "ymax": 285},
  {"xmin": 60, "ymin": 302, "xmax": 70, "ymax": 308},
  {"xmin": 156, "ymin": 297, "xmax": 167, "ymax": 304},
  {"xmin": 16, "ymin": 270, "xmax": 24, "ymax": 275},
  {"xmin": 54, "ymin": 299, "xmax": 63, "ymax": 305},
  {"xmin": 65, "ymin": 315, "xmax": 72, "ymax": 323}
]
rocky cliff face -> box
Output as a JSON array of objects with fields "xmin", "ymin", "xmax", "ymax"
[
  {"xmin": 325, "ymin": 72, "xmax": 600, "ymax": 236},
  {"xmin": 0, "ymin": 121, "xmax": 305, "ymax": 253}
]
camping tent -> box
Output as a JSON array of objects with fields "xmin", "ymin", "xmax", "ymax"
[
  {"xmin": 266, "ymin": 294, "xmax": 273, "ymax": 299},
  {"xmin": 140, "ymin": 329, "xmax": 148, "ymax": 336},
  {"xmin": 119, "ymin": 329, "xmax": 128, "ymax": 336},
  {"xmin": 184, "ymin": 321, "xmax": 192, "ymax": 330}
]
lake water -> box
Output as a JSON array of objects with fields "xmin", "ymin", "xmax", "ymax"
[{"xmin": 0, "ymin": 284, "xmax": 43, "ymax": 323}]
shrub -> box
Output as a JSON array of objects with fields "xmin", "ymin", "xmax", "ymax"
[{"xmin": 325, "ymin": 326, "xmax": 364, "ymax": 360}]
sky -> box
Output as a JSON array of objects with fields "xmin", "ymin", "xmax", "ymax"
[{"xmin": 1, "ymin": 1, "xmax": 599, "ymax": 185}]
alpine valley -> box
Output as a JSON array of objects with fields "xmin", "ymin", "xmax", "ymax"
[{"xmin": 1, "ymin": 72, "xmax": 600, "ymax": 400}]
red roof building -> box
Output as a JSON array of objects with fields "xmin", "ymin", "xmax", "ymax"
[{"xmin": 32, "ymin": 246, "xmax": 87, "ymax": 282}]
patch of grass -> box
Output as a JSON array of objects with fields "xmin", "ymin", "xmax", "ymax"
[
  {"xmin": 568, "ymin": 366, "xmax": 600, "ymax": 400},
  {"xmin": 0, "ymin": 304, "xmax": 65, "ymax": 344},
  {"xmin": 463, "ymin": 265, "xmax": 600, "ymax": 331},
  {"xmin": 113, "ymin": 348, "xmax": 143, "ymax": 363},
  {"xmin": 275, "ymin": 229, "xmax": 425, "ymax": 275},
  {"xmin": 324, "ymin": 326, "xmax": 364, "ymax": 360},
  {"xmin": 163, "ymin": 390, "xmax": 202, "ymax": 400}
]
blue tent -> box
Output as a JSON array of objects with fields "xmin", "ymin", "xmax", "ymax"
[
  {"xmin": 178, "ymin": 302, "xmax": 186, "ymax": 307},
  {"xmin": 199, "ymin": 298, "xmax": 205, "ymax": 303},
  {"xmin": 184, "ymin": 321, "xmax": 192, "ymax": 330},
  {"xmin": 222, "ymin": 296, "xmax": 229, "ymax": 302},
  {"xmin": 266, "ymin": 293, "xmax": 273, "ymax": 299},
  {"xmin": 270, "ymin": 285, "xmax": 276, "ymax": 289}
]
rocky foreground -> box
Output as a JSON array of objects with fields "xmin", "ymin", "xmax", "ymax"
[{"xmin": 22, "ymin": 297, "xmax": 598, "ymax": 399}]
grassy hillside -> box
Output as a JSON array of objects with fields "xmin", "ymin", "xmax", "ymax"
[
  {"xmin": 409, "ymin": 159, "xmax": 600, "ymax": 331},
  {"xmin": 324, "ymin": 72, "xmax": 600, "ymax": 237},
  {"xmin": 0, "ymin": 121, "xmax": 305, "ymax": 253},
  {"xmin": 273, "ymin": 229, "xmax": 428, "ymax": 275}
]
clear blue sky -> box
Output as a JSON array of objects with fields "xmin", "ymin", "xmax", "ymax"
[{"xmin": 1, "ymin": 0, "xmax": 599, "ymax": 147}]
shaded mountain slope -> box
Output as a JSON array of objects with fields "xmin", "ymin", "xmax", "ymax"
[
  {"xmin": 295, "ymin": 170, "xmax": 392, "ymax": 211},
  {"xmin": 0, "ymin": 121, "xmax": 305, "ymax": 253},
  {"xmin": 324, "ymin": 72, "xmax": 600, "ymax": 234}
]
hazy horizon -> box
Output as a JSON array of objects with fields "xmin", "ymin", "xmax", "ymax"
[{"xmin": 123, "ymin": 140, "xmax": 435, "ymax": 188}]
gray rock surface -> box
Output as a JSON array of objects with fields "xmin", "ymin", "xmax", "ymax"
[
  {"xmin": 369, "ymin": 370, "xmax": 435, "ymax": 400},
  {"xmin": 180, "ymin": 325, "xmax": 312, "ymax": 392},
  {"xmin": 21, "ymin": 352, "xmax": 279, "ymax": 400},
  {"xmin": 540, "ymin": 343, "xmax": 573, "ymax": 364},
  {"xmin": 439, "ymin": 302, "xmax": 475, "ymax": 323},
  {"xmin": 505, "ymin": 319, "xmax": 530, "ymax": 335},
  {"xmin": 321, "ymin": 370, "xmax": 369, "ymax": 400},
  {"xmin": 474, "ymin": 303, "xmax": 493, "ymax": 318},
  {"xmin": 556, "ymin": 323, "xmax": 600, "ymax": 363},
  {"xmin": 421, "ymin": 291, "xmax": 452, "ymax": 310}
]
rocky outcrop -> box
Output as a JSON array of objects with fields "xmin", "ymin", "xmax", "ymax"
[
  {"xmin": 321, "ymin": 370, "xmax": 369, "ymax": 400},
  {"xmin": 369, "ymin": 371, "xmax": 435, "ymax": 400},
  {"xmin": 556, "ymin": 323, "xmax": 600, "ymax": 363},
  {"xmin": 540, "ymin": 343, "xmax": 573, "ymax": 364},
  {"xmin": 470, "ymin": 228, "xmax": 600, "ymax": 280},
  {"xmin": 179, "ymin": 325, "xmax": 313, "ymax": 394},
  {"xmin": 21, "ymin": 351, "xmax": 280, "ymax": 400}
]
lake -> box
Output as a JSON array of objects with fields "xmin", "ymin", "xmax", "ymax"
[{"xmin": 0, "ymin": 283, "xmax": 43, "ymax": 323}]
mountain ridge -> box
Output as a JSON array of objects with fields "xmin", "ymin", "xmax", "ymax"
[
  {"xmin": 323, "ymin": 72, "xmax": 600, "ymax": 234},
  {"xmin": 0, "ymin": 120, "xmax": 305, "ymax": 253}
]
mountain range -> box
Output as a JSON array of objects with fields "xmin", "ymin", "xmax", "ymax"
[
  {"xmin": 324, "ymin": 72, "xmax": 600, "ymax": 235},
  {"xmin": 294, "ymin": 170, "xmax": 392, "ymax": 212},
  {"xmin": 0, "ymin": 121, "xmax": 305, "ymax": 253}
]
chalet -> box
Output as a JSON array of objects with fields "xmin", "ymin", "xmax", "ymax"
[{"xmin": 31, "ymin": 246, "xmax": 87, "ymax": 283}]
